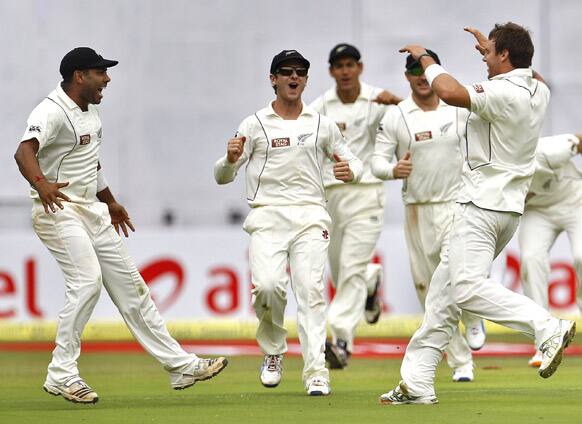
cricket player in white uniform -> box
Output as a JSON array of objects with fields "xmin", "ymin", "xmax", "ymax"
[
  {"xmin": 214, "ymin": 50, "xmax": 362, "ymax": 396},
  {"xmin": 379, "ymin": 23, "xmax": 575, "ymax": 405},
  {"xmin": 520, "ymin": 133, "xmax": 582, "ymax": 367},
  {"xmin": 309, "ymin": 43, "xmax": 402, "ymax": 369},
  {"xmin": 372, "ymin": 49, "xmax": 486, "ymax": 383},
  {"xmin": 14, "ymin": 47, "xmax": 227, "ymax": 404}
]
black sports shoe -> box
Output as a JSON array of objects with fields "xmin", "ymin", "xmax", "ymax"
[
  {"xmin": 365, "ymin": 279, "xmax": 382, "ymax": 324},
  {"xmin": 325, "ymin": 338, "xmax": 350, "ymax": 369}
]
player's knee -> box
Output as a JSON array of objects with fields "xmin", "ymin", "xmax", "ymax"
[
  {"xmin": 450, "ymin": 278, "xmax": 472, "ymax": 306},
  {"xmin": 252, "ymin": 279, "xmax": 285, "ymax": 301}
]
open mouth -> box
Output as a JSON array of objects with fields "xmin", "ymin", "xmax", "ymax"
[{"xmin": 289, "ymin": 82, "xmax": 299, "ymax": 89}]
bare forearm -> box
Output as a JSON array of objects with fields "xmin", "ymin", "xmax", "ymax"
[
  {"xmin": 14, "ymin": 141, "xmax": 45, "ymax": 188},
  {"xmin": 431, "ymin": 74, "xmax": 471, "ymax": 108}
]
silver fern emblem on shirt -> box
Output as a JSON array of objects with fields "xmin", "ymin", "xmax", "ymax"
[
  {"xmin": 298, "ymin": 133, "xmax": 313, "ymax": 146},
  {"xmin": 440, "ymin": 122, "xmax": 453, "ymax": 135}
]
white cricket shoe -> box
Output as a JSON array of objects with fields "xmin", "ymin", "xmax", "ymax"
[
  {"xmin": 452, "ymin": 363, "xmax": 474, "ymax": 382},
  {"xmin": 465, "ymin": 319, "xmax": 487, "ymax": 351},
  {"xmin": 528, "ymin": 350, "xmax": 543, "ymax": 368},
  {"xmin": 260, "ymin": 354, "xmax": 283, "ymax": 388},
  {"xmin": 379, "ymin": 380, "xmax": 438, "ymax": 405},
  {"xmin": 43, "ymin": 376, "xmax": 99, "ymax": 404},
  {"xmin": 170, "ymin": 356, "xmax": 228, "ymax": 390},
  {"xmin": 306, "ymin": 377, "xmax": 330, "ymax": 396},
  {"xmin": 539, "ymin": 320, "xmax": 576, "ymax": 378}
]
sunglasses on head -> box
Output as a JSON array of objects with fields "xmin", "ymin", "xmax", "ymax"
[
  {"xmin": 276, "ymin": 67, "xmax": 308, "ymax": 77},
  {"xmin": 408, "ymin": 66, "xmax": 424, "ymax": 77}
]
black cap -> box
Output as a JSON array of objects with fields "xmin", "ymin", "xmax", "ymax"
[
  {"xmin": 328, "ymin": 43, "xmax": 361, "ymax": 64},
  {"xmin": 59, "ymin": 47, "xmax": 119, "ymax": 79},
  {"xmin": 270, "ymin": 50, "xmax": 310, "ymax": 74},
  {"xmin": 405, "ymin": 49, "xmax": 441, "ymax": 70}
]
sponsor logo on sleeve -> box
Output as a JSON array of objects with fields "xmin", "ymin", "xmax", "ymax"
[
  {"xmin": 322, "ymin": 229, "xmax": 329, "ymax": 240},
  {"xmin": 271, "ymin": 137, "xmax": 290, "ymax": 148},
  {"xmin": 473, "ymin": 84, "xmax": 485, "ymax": 93},
  {"xmin": 79, "ymin": 134, "xmax": 91, "ymax": 145},
  {"xmin": 28, "ymin": 125, "xmax": 41, "ymax": 133},
  {"xmin": 414, "ymin": 130, "xmax": 432, "ymax": 142}
]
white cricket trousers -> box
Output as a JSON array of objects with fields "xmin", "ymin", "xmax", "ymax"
[
  {"xmin": 244, "ymin": 204, "xmax": 331, "ymax": 384},
  {"xmin": 404, "ymin": 202, "xmax": 473, "ymax": 369},
  {"xmin": 519, "ymin": 205, "xmax": 582, "ymax": 312},
  {"xmin": 32, "ymin": 201, "xmax": 193, "ymax": 385},
  {"xmin": 401, "ymin": 203, "xmax": 558, "ymax": 396},
  {"xmin": 326, "ymin": 183, "xmax": 384, "ymax": 351}
]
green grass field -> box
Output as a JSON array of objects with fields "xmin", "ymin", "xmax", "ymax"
[{"xmin": 1, "ymin": 350, "xmax": 581, "ymax": 424}]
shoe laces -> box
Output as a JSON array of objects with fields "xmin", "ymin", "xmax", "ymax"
[
  {"xmin": 540, "ymin": 333, "xmax": 561, "ymax": 357},
  {"xmin": 309, "ymin": 377, "xmax": 328, "ymax": 387},
  {"xmin": 264, "ymin": 355, "xmax": 282, "ymax": 372}
]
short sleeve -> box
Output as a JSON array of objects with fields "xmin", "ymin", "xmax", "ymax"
[
  {"xmin": 21, "ymin": 103, "xmax": 63, "ymax": 148},
  {"xmin": 465, "ymin": 79, "xmax": 510, "ymax": 122}
]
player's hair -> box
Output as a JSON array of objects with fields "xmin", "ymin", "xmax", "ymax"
[{"xmin": 488, "ymin": 22, "xmax": 534, "ymax": 68}]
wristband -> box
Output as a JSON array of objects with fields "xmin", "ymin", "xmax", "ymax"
[
  {"xmin": 424, "ymin": 64, "xmax": 449, "ymax": 87},
  {"xmin": 33, "ymin": 175, "xmax": 46, "ymax": 183},
  {"xmin": 96, "ymin": 168, "xmax": 109, "ymax": 192}
]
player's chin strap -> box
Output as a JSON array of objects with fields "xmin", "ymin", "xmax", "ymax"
[{"xmin": 97, "ymin": 168, "xmax": 109, "ymax": 192}]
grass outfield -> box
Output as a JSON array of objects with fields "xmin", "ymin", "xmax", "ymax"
[{"xmin": 0, "ymin": 352, "xmax": 581, "ymax": 424}]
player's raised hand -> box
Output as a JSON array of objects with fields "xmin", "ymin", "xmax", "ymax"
[
  {"xmin": 464, "ymin": 27, "xmax": 489, "ymax": 56},
  {"xmin": 398, "ymin": 44, "xmax": 429, "ymax": 61},
  {"xmin": 35, "ymin": 179, "xmax": 71, "ymax": 213},
  {"xmin": 393, "ymin": 151, "xmax": 412, "ymax": 179},
  {"xmin": 333, "ymin": 153, "xmax": 354, "ymax": 182},
  {"xmin": 373, "ymin": 90, "xmax": 402, "ymax": 105},
  {"xmin": 227, "ymin": 136, "xmax": 246, "ymax": 164},
  {"xmin": 108, "ymin": 202, "xmax": 135, "ymax": 238}
]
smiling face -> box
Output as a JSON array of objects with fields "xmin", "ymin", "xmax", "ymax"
[
  {"xmin": 270, "ymin": 59, "xmax": 308, "ymax": 103},
  {"xmin": 483, "ymin": 38, "xmax": 506, "ymax": 79},
  {"xmin": 329, "ymin": 57, "xmax": 362, "ymax": 93},
  {"xmin": 78, "ymin": 68, "xmax": 111, "ymax": 105}
]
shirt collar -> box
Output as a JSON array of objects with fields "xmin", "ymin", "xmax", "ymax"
[
  {"xmin": 266, "ymin": 101, "xmax": 315, "ymax": 118},
  {"xmin": 328, "ymin": 81, "xmax": 373, "ymax": 103},
  {"xmin": 490, "ymin": 68, "xmax": 533, "ymax": 80},
  {"xmin": 400, "ymin": 95, "xmax": 448, "ymax": 114},
  {"xmin": 55, "ymin": 84, "xmax": 81, "ymax": 111}
]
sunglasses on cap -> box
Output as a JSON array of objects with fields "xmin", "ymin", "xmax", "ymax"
[
  {"xmin": 407, "ymin": 66, "xmax": 424, "ymax": 77},
  {"xmin": 276, "ymin": 67, "xmax": 308, "ymax": 77}
]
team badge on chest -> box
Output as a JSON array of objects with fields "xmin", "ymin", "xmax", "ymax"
[
  {"xmin": 271, "ymin": 137, "xmax": 290, "ymax": 148},
  {"xmin": 414, "ymin": 131, "xmax": 432, "ymax": 142},
  {"xmin": 79, "ymin": 134, "xmax": 91, "ymax": 145}
]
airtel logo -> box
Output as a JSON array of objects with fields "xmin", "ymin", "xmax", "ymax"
[{"xmin": 140, "ymin": 258, "xmax": 184, "ymax": 312}]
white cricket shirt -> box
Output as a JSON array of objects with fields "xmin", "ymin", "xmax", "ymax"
[
  {"xmin": 372, "ymin": 96, "xmax": 467, "ymax": 205},
  {"xmin": 214, "ymin": 102, "xmax": 363, "ymax": 207},
  {"xmin": 21, "ymin": 84, "xmax": 102, "ymax": 203},
  {"xmin": 526, "ymin": 134, "xmax": 582, "ymax": 209},
  {"xmin": 458, "ymin": 68, "xmax": 551, "ymax": 214},
  {"xmin": 310, "ymin": 82, "xmax": 386, "ymax": 188}
]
